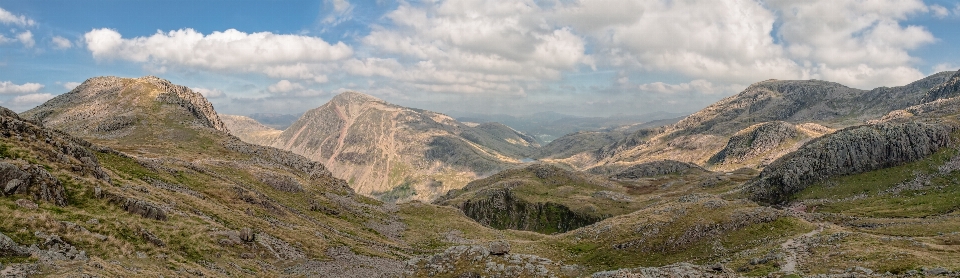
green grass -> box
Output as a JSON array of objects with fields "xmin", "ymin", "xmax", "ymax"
[{"xmin": 793, "ymin": 147, "xmax": 960, "ymax": 218}]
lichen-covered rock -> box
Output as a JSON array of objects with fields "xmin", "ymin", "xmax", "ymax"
[
  {"xmin": 748, "ymin": 121, "xmax": 954, "ymax": 204},
  {"xmin": 488, "ymin": 240, "xmax": 510, "ymax": 256},
  {"xmin": 99, "ymin": 190, "xmax": 167, "ymax": 220},
  {"xmin": 0, "ymin": 162, "xmax": 67, "ymax": 206},
  {"xmin": 611, "ymin": 160, "xmax": 705, "ymax": 179},
  {"xmin": 920, "ymin": 70, "xmax": 960, "ymax": 103},
  {"xmin": 457, "ymin": 188, "xmax": 603, "ymax": 234},
  {"xmin": 0, "ymin": 232, "xmax": 30, "ymax": 257},
  {"xmin": 708, "ymin": 121, "xmax": 802, "ymax": 164}
]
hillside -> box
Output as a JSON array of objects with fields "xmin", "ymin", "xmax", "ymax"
[
  {"xmin": 238, "ymin": 91, "xmax": 541, "ymax": 202},
  {"xmin": 5, "ymin": 77, "xmax": 418, "ymax": 276}
]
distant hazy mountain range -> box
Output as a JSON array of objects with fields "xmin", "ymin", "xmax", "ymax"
[{"xmin": 449, "ymin": 110, "xmax": 687, "ymax": 143}]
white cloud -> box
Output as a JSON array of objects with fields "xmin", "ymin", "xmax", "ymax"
[
  {"xmin": 0, "ymin": 34, "xmax": 10, "ymax": 44},
  {"xmin": 17, "ymin": 30, "xmax": 34, "ymax": 48},
  {"xmin": 0, "ymin": 81, "xmax": 44, "ymax": 94},
  {"xmin": 52, "ymin": 36, "xmax": 72, "ymax": 49},
  {"xmin": 62, "ymin": 82, "xmax": 81, "ymax": 90},
  {"xmin": 553, "ymin": 0, "xmax": 935, "ymax": 89},
  {"xmin": 356, "ymin": 0, "xmax": 590, "ymax": 95},
  {"xmin": 84, "ymin": 28, "xmax": 353, "ymax": 75},
  {"xmin": 12, "ymin": 93, "xmax": 54, "ymax": 106},
  {"xmin": 267, "ymin": 80, "xmax": 304, "ymax": 93},
  {"xmin": 0, "ymin": 6, "xmax": 35, "ymax": 27},
  {"xmin": 932, "ymin": 63, "xmax": 958, "ymax": 73},
  {"xmin": 191, "ymin": 87, "xmax": 226, "ymax": 98},
  {"xmin": 322, "ymin": 0, "xmax": 353, "ymax": 25},
  {"xmin": 637, "ymin": 80, "xmax": 741, "ymax": 95},
  {"xmin": 930, "ymin": 5, "xmax": 950, "ymax": 18},
  {"xmin": 263, "ymin": 63, "xmax": 328, "ymax": 83}
]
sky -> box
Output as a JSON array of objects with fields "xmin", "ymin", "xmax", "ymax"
[{"xmin": 1, "ymin": 0, "xmax": 959, "ymax": 117}]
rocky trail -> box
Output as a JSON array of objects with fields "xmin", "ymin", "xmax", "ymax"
[{"xmin": 780, "ymin": 223, "xmax": 824, "ymax": 274}]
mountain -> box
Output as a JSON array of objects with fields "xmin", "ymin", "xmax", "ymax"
[
  {"xmin": 261, "ymin": 91, "xmax": 540, "ymax": 202},
  {"xmin": 220, "ymin": 114, "xmax": 282, "ymax": 146},
  {"xmin": 453, "ymin": 110, "xmax": 686, "ymax": 143},
  {"xmin": 540, "ymin": 71, "xmax": 958, "ymax": 172},
  {"xmin": 248, "ymin": 112, "xmax": 301, "ymax": 130},
  {"xmin": 8, "ymin": 76, "xmax": 411, "ymax": 276}
]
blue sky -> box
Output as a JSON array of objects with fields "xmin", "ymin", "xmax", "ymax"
[{"xmin": 1, "ymin": 0, "xmax": 959, "ymax": 116}]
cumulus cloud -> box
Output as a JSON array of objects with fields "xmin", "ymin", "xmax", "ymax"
[
  {"xmin": 52, "ymin": 36, "xmax": 72, "ymax": 49},
  {"xmin": 554, "ymin": 0, "xmax": 935, "ymax": 89},
  {"xmin": 0, "ymin": 6, "xmax": 35, "ymax": 27},
  {"xmin": 357, "ymin": 0, "xmax": 590, "ymax": 95},
  {"xmin": 932, "ymin": 63, "xmax": 959, "ymax": 73},
  {"xmin": 267, "ymin": 80, "xmax": 304, "ymax": 93},
  {"xmin": 62, "ymin": 82, "xmax": 81, "ymax": 90},
  {"xmin": 0, "ymin": 34, "xmax": 10, "ymax": 44},
  {"xmin": 637, "ymin": 80, "xmax": 741, "ymax": 95},
  {"xmin": 930, "ymin": 5, "xmax": 950, "ymax": 18},
  {"xmin": 191, "ymin": 87, "xmax": 226, "ymax": 98},
  {"xmin": 12, "ymin": 93, "xmax": 54, "ymax": 106},
  {"xmin": 263, "ymin": 63, "xmax": 329, "ymax": 83},
  {"xmin": 0, "ymin": 81, "xmax": 44, "ymax": 94},
  {"xmin": 17, "ymin": 30, "xmax": 34, "ymax": 48},
  {"xmin": 84, "ymin": 28, "xmax": 353, "ymax": 75}
]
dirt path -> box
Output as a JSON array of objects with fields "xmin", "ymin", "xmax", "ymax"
[{"xmin": 781, "ymin": 224, "xmax": 824, "ymax": 274}]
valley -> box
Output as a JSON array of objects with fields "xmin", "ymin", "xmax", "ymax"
[{"xmin": 3, "ymin": 71, "xmax": 960, "ymax": 277}]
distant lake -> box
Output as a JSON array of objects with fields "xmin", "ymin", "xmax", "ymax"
[{"xmin": 520, "ymin": 158, "xmax": 535, "ymax": 163}]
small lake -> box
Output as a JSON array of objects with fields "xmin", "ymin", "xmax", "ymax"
[{"xmin": 520, "ymin": 158, "xmax": 535, "ymax": 163}]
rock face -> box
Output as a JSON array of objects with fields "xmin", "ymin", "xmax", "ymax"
[
  {"xmin": 709, "ymin": 122, "xmax": 802, "ymax": 165},
  {"xmin": 22, "ymin": 76, "xmax": 229, "ymax": 139},
  {"xmin": 748, "ymin": 121, "xmax": 954, "ymax": 204},
  {"xmin": 457, "ymin": 188, "xmax": 603, "ymax": 234},
  {"xmin": 0, "ymin": 162, "xmax": 67, "ymax": 206},
  {"xmin": 610, "ymin": 160, "xmax": 705, "ymax": 180},
  {"xmin": 920, "ymin": 70, "xmax": 960, "ymax": 103},
  {"xmin": 267, "ymin": 91, "xmax": 539, "ymax": 201}
]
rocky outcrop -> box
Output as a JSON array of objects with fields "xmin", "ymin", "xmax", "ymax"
[
  {"xmin": 1, "ymin": 107, "xmax": 111, "ymax": 182},
  {"xmin": 457, "ymin": 188, "xmax": 603, "ymax": 234},
  {"xmin": 708, "ymin": 121, "xmax": 802, "ymax": 165},
  {"xmin": 748, "ymin": 121, "xmax": 954, "ymax": 204},
  {"xmin": 0, "ymin": 162, "xmax": 67, "ymax": 206},
  {"xmin": 140, "ymin": 76, "xmax": 228, "ymax": 133},
  {"xmin": 98, "ymin": 189, "xmax": 168, "ymax": 221},
  {"xmin": 611, "ymin": 160, "xmax": 705, "ymax": 179},
  {"xmin": 920, "ymin": 70, "xmax": 960, "ymax": 103}
]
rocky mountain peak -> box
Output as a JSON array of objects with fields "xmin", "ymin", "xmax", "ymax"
[
  {"xmin": 920, "ymin": 70, "xmax": 960, "ymax": 103},
  {"xmin": 22, "ymin": 76, "xmax": 229, "ymax": 137},
  {"xmin": 329, "ymin": 91, "xmax": 386, "ymax": 106}
]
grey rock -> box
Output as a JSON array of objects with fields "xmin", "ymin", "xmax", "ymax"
[
  {"xmin": 708, "ymin": 121, "xmax": 802, "ymax": 164},
  {"xmin": 611, "ymin": 160, "xmax": 705, "ymax": 179},
  {"xmin": 0, "ymin": 162, "xmax": 67, "ymax": 206},
  {"xmin": 748, "ymin": 121, "xmax": 953, "ymax": 204},
  {"xmin": 489, "ymin": 240, "xmax": 511, "ymax": 256},
  {"xmin": 13, "ymin": 199, "xmax": 37, "ymax": 210}
]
